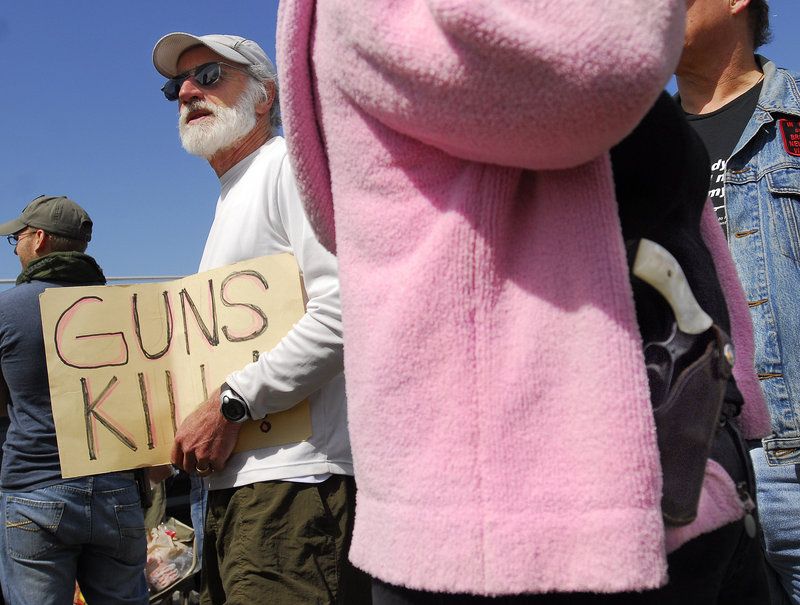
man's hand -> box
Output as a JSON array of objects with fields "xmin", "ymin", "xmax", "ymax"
[
  {"xmin": 148, "ymin": 464, "xmax": 175, "ymax": 485},
  {"xmin": 170, "ymin": 387, "xmax": 243, "ymax": 476}
]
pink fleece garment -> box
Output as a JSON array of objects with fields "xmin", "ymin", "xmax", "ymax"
[{"xmin": 278, "ymin": 0, "xmax": 766, "ymax": 595}]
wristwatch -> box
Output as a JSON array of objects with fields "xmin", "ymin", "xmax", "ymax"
[{"xmin": 220, "ymin": 383, "xmax": 250, "ymax": 423}]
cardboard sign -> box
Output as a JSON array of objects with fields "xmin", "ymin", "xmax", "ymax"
[{"xmin": 40, "ymin": 254, "xmax": 311, "ymax": 478}]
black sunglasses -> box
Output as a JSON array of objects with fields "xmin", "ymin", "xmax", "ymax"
[{"xmin": 161, "ymin": 61, "xmax": 253, "ymax": 101}]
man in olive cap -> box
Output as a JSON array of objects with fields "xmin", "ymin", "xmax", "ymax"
[{"xmin": 0, "ymin": 195, "xmax": 148, "ymax": 604}]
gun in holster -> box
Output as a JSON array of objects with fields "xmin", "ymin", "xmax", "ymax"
[{"xmin": 629, "ymin": 239, "xmax": 736, "ymax": 526}]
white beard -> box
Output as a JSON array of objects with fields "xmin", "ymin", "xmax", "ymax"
[{"xmin": 178, "ymin": 92, "xmax": 258, "ymax": 159}]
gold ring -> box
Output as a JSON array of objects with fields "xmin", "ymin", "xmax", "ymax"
[{"xmin": 195, "ymin": 464, "xmax": 213, "ymax": 474}]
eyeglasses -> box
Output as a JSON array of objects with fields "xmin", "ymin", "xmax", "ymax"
[
  {"xmin": 161, "ymin": 61, "xmax": 254, "ymax": 101},
  {"xmin": 7, "ymin": 230, "xmax": 38, "ymax": 246}
]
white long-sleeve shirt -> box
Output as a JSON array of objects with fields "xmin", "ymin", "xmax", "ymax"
[{"xmin": 198, "ymin": 136, "xmax": 352, "ymax": 489}]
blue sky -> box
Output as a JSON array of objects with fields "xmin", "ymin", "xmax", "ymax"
[
  {"xmin": 1, "ymin": 1, "xmax": 799, "ymax": 288},
  {"xmin": 0, "ymin": 0, "xmax": 281, "ymax": 287}
]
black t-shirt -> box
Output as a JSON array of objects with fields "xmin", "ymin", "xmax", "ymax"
[
  {"xmin": 683, "ymin": 81, "xmax": 762, "ymax": 239},
  {"xmin": 611, "ymin": 91, "xmax": 743, "ymax": 407},
  {"xmin": 611, "ymin": 92, "xmax": 730, "ymax": 334}
]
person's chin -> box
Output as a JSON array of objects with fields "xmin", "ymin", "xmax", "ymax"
[{"xmin": 181, "ymin": 139, "xmax": 215, "ymax": 159}]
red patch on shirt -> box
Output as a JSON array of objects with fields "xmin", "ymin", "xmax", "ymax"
[{"xmin": 779, "ymin": 119, "xmax": 800, "ymax": 157}]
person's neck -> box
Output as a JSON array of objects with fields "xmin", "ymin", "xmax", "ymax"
[
  {"xmin": 677, "ymin": 51, "xmax": 762, "ymax": 115},
  {"xmin": 209, "ymin": 124, "xmax": 272, "ymax": 178}
]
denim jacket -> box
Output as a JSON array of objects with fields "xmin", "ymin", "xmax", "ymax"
[{"xmin": 726, "ymin": 56, "xmax": 800, "ymax": 465}]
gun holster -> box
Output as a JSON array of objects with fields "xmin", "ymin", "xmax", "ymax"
[
  {"xmin": 648, "ymin": 323, "xmax": 734, "ymax": 525},
  {"xmin": 628, "ymin": 239, "xmax": 736, "ymax": 526}
]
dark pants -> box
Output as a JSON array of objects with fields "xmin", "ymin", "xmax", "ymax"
[
  {"xmin": 201, "ymin": 475, "xmax": 371, "ymax": 605},
  {"xmin": 373, "ymin": 420, "xmax": 769, "ymax": 605}
]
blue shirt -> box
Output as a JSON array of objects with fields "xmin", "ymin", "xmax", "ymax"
[{"xmin": 0, "ymin": 280, "xmax": 66, "ymax": 490}]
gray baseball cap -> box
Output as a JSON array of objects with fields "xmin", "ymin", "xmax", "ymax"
[
  {"xmin": 0, "ymin": 195, "xmax": 93, "ymax": 242},
  {"xmin": 152, "ymin": 32, "xmax": 276, "ymax": 78}
]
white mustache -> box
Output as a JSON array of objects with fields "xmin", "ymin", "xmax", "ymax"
[{"xmin": 180, "ymin": 101, "xmax": 217, "ymax": 126}]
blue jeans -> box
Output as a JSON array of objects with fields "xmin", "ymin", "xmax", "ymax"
[
  {"xmin": 750, "ymin": 446, "xmax": 800, "ymax": 604},
  {"xmin": 189, "ymin": 472, "xmax": 207, "ymax": 567},
  {"xmin": 0, "ymin": 473, "xmax": 148, "ymax": 605}
]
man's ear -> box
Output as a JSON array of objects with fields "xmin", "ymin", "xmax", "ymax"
[
  {"xmin": 255, "ymin": 81, "xmax": 276, "ymax": 117},
  {"xmin": 32, "ymin": 229, "xmax": 51, "ymax": 255},
  {"xmin": 730, "ymin": 0, "xmax": 751, "ymax": 16}
]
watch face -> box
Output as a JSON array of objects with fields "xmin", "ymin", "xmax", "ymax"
[{"xmin": 221, "ymin": 391, "xmax": 247, "ymax": 422}]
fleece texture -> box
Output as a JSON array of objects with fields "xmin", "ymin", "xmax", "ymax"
[
  {"xmin": 274, "ymin": 0, "xmax": 762, "ymax": 596},
  {"xmin": 699, "ymin": 201, "xmax": 770, "ymax": 440}
]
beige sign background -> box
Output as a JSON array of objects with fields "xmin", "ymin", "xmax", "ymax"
[{"xmin": 40, "ymin": 254, "xmax": 311, "ymax": 478}]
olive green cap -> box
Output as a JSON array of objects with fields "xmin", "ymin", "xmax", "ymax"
[{"xmin": 0, "ymin": 195, "xmax": 92, "ymax": 242}]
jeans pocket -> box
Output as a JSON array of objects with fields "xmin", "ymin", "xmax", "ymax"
[
  {"xmin": 4, "ymin": 496, "xmax": 65, "ymax": 560},
  {"xmin": 114, "ymin": 501, "xmax": 147, "ymax": 565},
  {"xmin": 115, "ymin": 499, "xmax": 146, "ymax": 539}
]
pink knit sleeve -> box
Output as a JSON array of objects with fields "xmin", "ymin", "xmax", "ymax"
[
  {"xmin": 300, "ymin": 0, "xmax": 684, "ymax": 170},
  {"xmin": 700, "ymin": 200, "xmax": 771, "ymax": 438},
  {"xmin": 277, "ymin": 0, "xmax": 338, "ymax": 252}
]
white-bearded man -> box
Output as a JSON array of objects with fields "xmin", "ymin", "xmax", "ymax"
[{"xmin": 152, "ymin": 33, "xmax": 370, "ymax": 605}]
